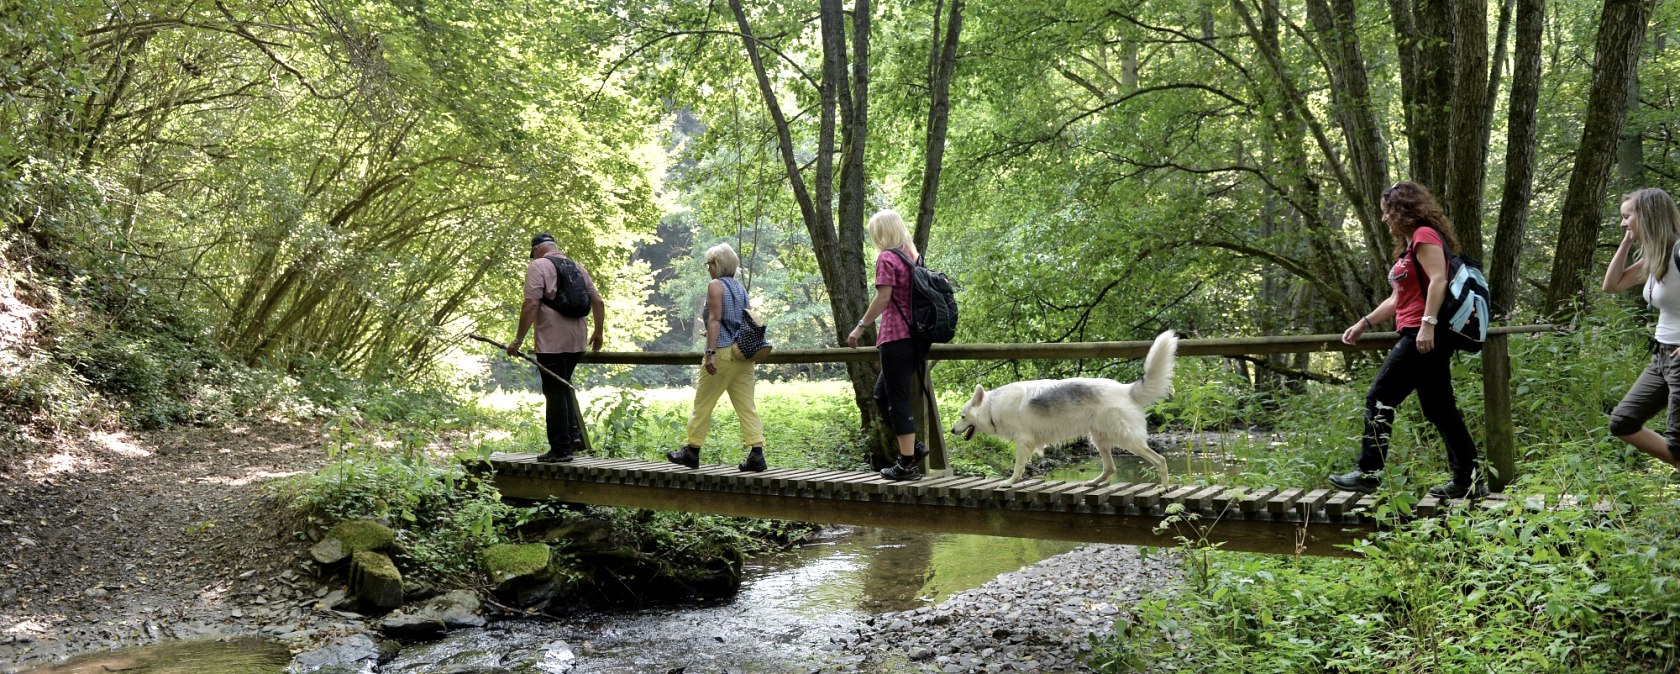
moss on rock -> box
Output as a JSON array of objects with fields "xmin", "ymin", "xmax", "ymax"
[
  {"xmin": 329, "ymin": 519, "xmax": 398, "ymax": 554},
  {"xmin": 483, "ymin": 543, "xmax": 551, "ymax": 583},
  {"xmin": 349, "ymin": 550, "xmax": 403, "ymax": 609}
]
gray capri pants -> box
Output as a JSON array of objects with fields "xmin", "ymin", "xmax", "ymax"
[{"xmin": 1608, "ymin": 344, "xmax": 1680, "ymax": 452}]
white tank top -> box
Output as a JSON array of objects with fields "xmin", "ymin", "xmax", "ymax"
[{"xmin": 1642, "ymin": 243, "xmax": 1680, "ymax": 345}]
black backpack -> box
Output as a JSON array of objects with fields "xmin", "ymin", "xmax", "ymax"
[
  {"xmin": 887, "ymin": 248, "xmax": 958, "ymax": 343},
  {"xmin": 1407, "ymin": 235, "xmax": 1491, "ymax": 353},
  {"xmin": 541, "ymin": 255, "xmax": 592, "ymax": 318}
]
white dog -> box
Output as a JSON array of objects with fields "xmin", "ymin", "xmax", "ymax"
[{"xmin": 951, "ymin": 330, "xmax": 1177, "ymax": 487}]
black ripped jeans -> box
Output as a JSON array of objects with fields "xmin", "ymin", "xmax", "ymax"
[{"xmin": 1355, "ymin": 328, "xmax": 1479, "ymax": 483}]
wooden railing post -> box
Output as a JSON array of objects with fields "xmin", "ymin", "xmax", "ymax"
[
  {"xmin": 1481, "ymin": 333, "xmax": 1516, "ymax": 491},
  {"xmin": 915, "ymin": 360, "xmax": 949, "ymax": 476}
]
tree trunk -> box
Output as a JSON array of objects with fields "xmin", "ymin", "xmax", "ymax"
[
  {"xmin": 1544, "ymin": 0, "xmax": 1655, "ymax": 316},
  {"xmin": 1389, "ymin": 0, "xmax": 1454, "ymax": 191},
  {"xmin": 913, "ymin": 0, "xmax": 963, "ymax": 253},
  {"xmin": 1483, "ymin": 0, "xmax": 1546, "ymax": 492},
  {"xmin": 730, "ymin": 0, "xmax": 883, "ymax": 455},
  {"xmin": 1307, "ymin": 0, "xmax": 1391, "ymax": 269},
  {"xmin": 1444, "ymin": 0, "xmax": 1490, "ymax": 258}
]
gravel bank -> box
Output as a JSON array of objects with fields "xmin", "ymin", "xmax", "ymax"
[{"xmin": 820, "ymin": 544, "xmax": 1181, "ymax": 673}]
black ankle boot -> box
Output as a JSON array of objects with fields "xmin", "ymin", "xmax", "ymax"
[
  {"xmin": 881, "ymin": 456, "xmax": 921, "ymax": 481},
  {"xmin": 666, "ymin": 445, "xmax": 700, "ymax": 469},
  {"xmin": 738, "ymin": 447, "xmax": 767, "ymax": 472}
]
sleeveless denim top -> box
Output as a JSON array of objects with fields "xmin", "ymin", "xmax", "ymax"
[{"xmin": 704, "ymin": 277, "xmax": 748, "ymax": 348}]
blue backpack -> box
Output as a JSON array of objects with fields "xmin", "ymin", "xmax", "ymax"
[{"xmin": 1408, "ymin": 236, "xmax": 1491, "ymax": 353}]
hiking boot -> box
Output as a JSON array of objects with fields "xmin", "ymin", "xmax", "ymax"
[
  {"xmin": 667, "ymin": 445, "xmax": 700, "ymax": 469},
  {"xmin": 880, "ymin": 461, "xmax": 922, "ymax": 481},
  {"xmin": 1428, "ymin": 480, "xmax": 1489, "ymax": 499},
  {"xmin": 1328, "ymin": 470, "xmax": 1381, "ymax": 494},
  {"xmin": 738, "ymin": 447, "xmax": 767, "ymax": 472},
  {"xmin": 535, "ymin": 449, "xmax": 574, "ymax": 463}
]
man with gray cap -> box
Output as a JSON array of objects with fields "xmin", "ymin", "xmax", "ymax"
[{"xmin": 511, "ymin": 233, "xmax": 605, "ymax": 462}]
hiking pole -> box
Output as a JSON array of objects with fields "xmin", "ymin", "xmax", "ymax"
[{"xmin": 468, "ymin": 333, "xmax": 575, "ymax": 392}]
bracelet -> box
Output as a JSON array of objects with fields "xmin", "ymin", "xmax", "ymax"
[
  {"xmin": 1360, "ymin": 316, "xmax": 1373, "ymax": 330},
  {"xmin": 704, "ymin": 349, "xmax": 716, "ymax": 355}
]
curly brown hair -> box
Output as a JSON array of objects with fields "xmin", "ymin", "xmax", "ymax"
[{"xmin": 1381, "ymin": 180, "xmax": 1460, "ymax": 257}]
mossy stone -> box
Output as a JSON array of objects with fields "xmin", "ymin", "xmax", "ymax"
[
  {"xmin": 349, "ymin": 550, "xmax": 403, "ymax": 609},
  {"xmin": 329, "ymin": 520, "xmax": 397, "ymax": 554},
  {"xmin": 482, "ymin": 543, "xmax": 551, "ymax": 583}
]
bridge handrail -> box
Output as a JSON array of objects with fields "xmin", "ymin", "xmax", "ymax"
[{"xmin": 575, "ymin": 324, "xmax": 1563, "ymax": 365}]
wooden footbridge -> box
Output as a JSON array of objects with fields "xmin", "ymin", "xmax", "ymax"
[
  {"xmin": 480, "ymin": 326, "xmax": 1563, "ymax": 558},
  {"xmin": 479, "ymin": 453, "xmax": 1522, "ymax": 558}
]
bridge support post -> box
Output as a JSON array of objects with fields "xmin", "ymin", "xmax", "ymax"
[
  {"xmin": 1481, "ymin": 332, "xmax": 1515, "ymax": 491},
  {"xmin": 916, "ymin": 360, "xmax": 949, "ymax": 476}
]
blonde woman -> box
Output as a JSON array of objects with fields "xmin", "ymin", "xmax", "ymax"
[
  {"xmin": 668, "ymin": 243, "xmax": 768, "ymax": 472},
  {"xmin": 848, "ymin": 210, "xmax": 932, "ymax": 481},
  {"xmin": 1603, "ymin": 188, "xmax": 1680, "ymax": 472}
]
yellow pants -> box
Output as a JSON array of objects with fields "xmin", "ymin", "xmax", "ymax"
[{"xmin": 685, "ymin": 347, "xmax": 765, "ymax": 448}]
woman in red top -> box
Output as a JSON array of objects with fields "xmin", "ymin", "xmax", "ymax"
[{"xmin": 1330, "ymin": 181, "xmax": 1483, "ymax": 498}]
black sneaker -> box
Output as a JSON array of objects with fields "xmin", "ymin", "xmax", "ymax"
[
  {"xmin": 1328, "ymin": 470, "xmax": 1380, "ymax": 494},
  {"xmin": 738, "ymin": 448, "xmax": 767, "ymax": 472},
  {"xmin": 666, "ymin": 445, "xmax": 700, "ymax": 469},
  {"xmin": 535, "ymin": 449, "xmax": 574, "ymax": 463},
  {"xmin": 1428, "ymin": 480, "xmax": 1489, "ymax": 499},
  {"xmin": 881, "ymin": 462, "xmax": 921, "ymax": 481}
]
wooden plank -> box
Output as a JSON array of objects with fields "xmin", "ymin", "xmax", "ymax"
[
  {"xmin": 1083, "ymin": 482, "xmax": 1143, "ymax": 510},
  {"xmin": 1324, "ymin": 491, "xmax": 1358, "ymax": 521},
  {"xmin": 1349, "ymin": 495, "xmax": 1379, "ymax": 519},
  {"xmin": 1209, "ymin": 486, "xmax": 1249, "ymax": 516},
  {"xmin": 1414, "ymin": 496, "xmax": 1441, "ymax": 518},
  {"xmin": 1290, "ymin": 488, "xmax": 1333, "ymax": 523},
  {"xmin": 1239, "ymin": 488, "xmax": 1280, "ymax": 517},
  {"xmin": 1115, "ymin": 484, "xmax": 1164, "ymax": 515},
  {"xmin": 1184, "ymin": 486, "xmax": 1226, "ymax": 515},
  {"xmin": 1264, "ymin": 488, "xmax": 1305, "ymax": 520},
  {"xmin": 1161, "ymin": 485, "xmax": 1200, "ymax": 511}
]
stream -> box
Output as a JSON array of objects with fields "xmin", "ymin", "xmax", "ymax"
[{"xmin": 21, "ymin": 445, "xmax": 1233, "ymax": 673}]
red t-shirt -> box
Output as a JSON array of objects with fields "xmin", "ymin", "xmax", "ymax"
[
  {"xmin": 1390, "ymin": 227, "xmax": 1445, "ymax": 329},
  {"xmin": 874, "ymin": 247, "xmax": 915, "ymax": 344}
]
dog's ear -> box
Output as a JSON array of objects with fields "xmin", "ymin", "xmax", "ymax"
[{"xmin": 972, "ymin": 384, "xmax": 985, "ymax": 404}]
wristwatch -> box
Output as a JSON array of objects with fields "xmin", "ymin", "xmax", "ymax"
[
  {"xmin": 1421, "ymin": 315, "xmax": 1439, "ymax": 326},
  {"xmin": 704, "ymin": 349, "xmax": 716, "ymax": 355}
]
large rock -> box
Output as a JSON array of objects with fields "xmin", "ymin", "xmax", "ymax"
[
  {"xmin": 349, "ymin": 551, "xmax": 403, "ymax": 610},
  {"xmin": 378, "ymin": 590, "xmax": 486, "ymax": 639},
  {"xmin": 484, "ymin": 543, "xmax": 556, "ymax": 608},
  {"xmin": 311, "ymin": 520, "xmax": 398, "ymax": 565},
  {"xmin": 287, "ymin": 632, "xmax": 382, "ymax": 673}
]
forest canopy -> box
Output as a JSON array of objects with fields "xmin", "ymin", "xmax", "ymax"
[{"xmin": 3, "ymin": 0, "xmax": 1673, "ymax": 398}]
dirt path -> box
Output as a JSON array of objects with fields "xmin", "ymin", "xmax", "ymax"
[{"xmin": 0, "ymin": 422, "xmax": 361, "ymax": 671}]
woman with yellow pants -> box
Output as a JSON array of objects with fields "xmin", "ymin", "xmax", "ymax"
[{"xmin": 667, "ymin": 243, "xmax": 767, "ymax": 472}]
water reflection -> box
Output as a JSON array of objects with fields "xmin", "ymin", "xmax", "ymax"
[
  {"xmin": 550, "ymin": 527, "xmax": 1081, "ymax": 672},
  {"xmin": 20, "ymin": 638, "xmax": 289, "ymax": 674}
]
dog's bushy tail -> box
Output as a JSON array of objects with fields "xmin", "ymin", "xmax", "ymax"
[{"xmin": 1130, "ymin": 330, "xmax": 1177, "ymax": 407}]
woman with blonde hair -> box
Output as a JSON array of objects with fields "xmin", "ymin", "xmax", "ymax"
[
  {"xmin": 848, "ymin": 209, "xmax": 932, "ymax": 480},
  {"xmin": 668, "ymin": 243, "xmax": 768, "ymax": 472},
  {"xmin": 1603, "ymin": 187, "xmax": 1680, "ymax": 472},
  {"xmin": 1331, "ymin": 181, "xmax": 1483, "ymax": 498}
]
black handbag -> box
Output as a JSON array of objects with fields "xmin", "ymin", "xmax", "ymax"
[{"xmin": 732, "ymin": 307, "xmax": 772, "ymax": 362}]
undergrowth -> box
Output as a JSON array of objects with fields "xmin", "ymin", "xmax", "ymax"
[{"xmin": 1090, "ymin": 308, "xmax": 1680, "ymax": 673}]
